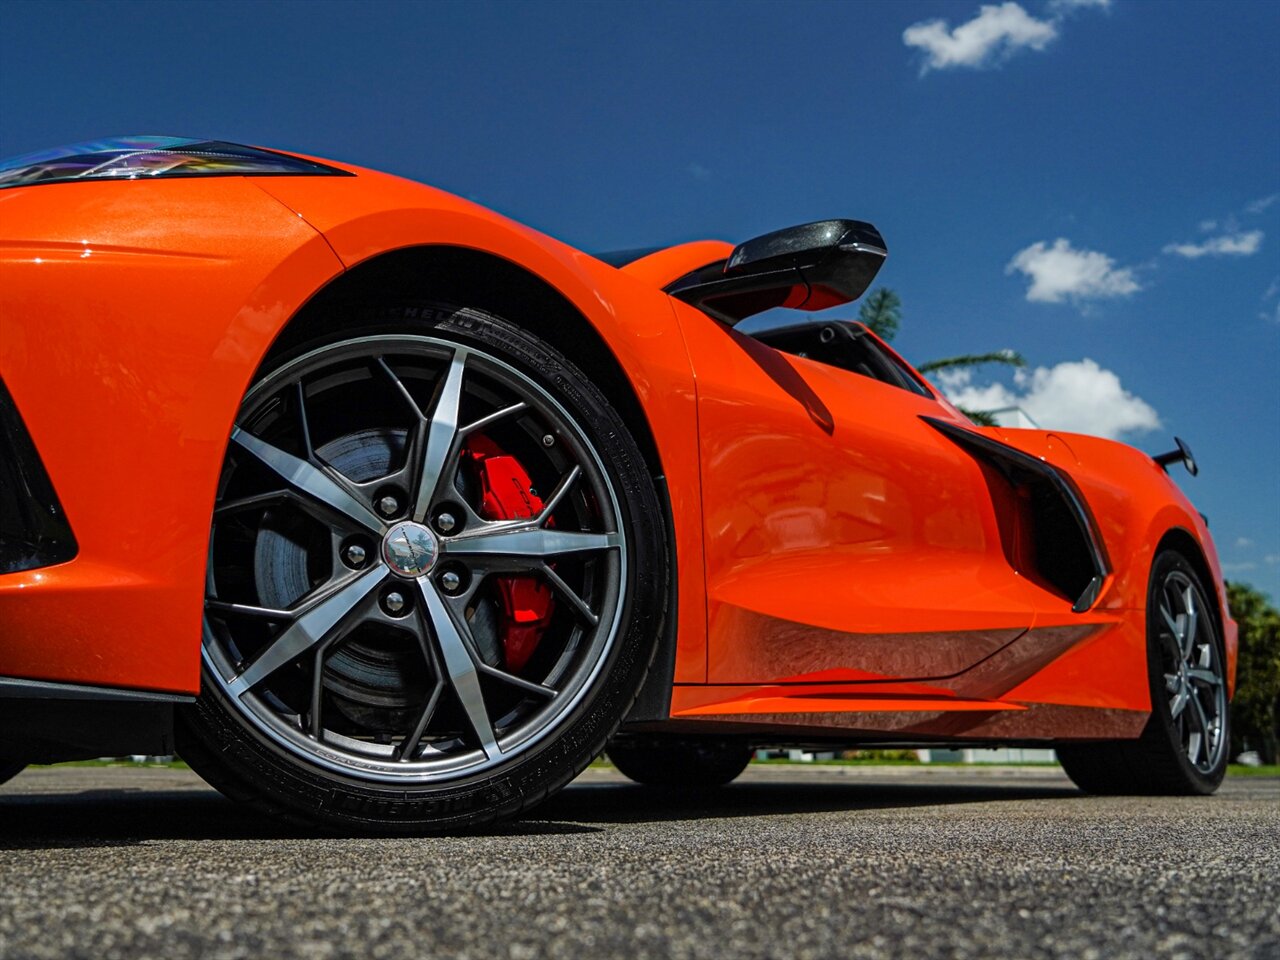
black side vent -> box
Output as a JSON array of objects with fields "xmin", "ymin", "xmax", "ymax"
[
  {"xmin": 923, "ymin": 416, "xmax": 1109, "ymax": 613},
  {"xmin": 0, "ymin": 379, "xmax": 78, "ymax": 574}
]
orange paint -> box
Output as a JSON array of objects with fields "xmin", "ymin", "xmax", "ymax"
[{"xmin": 0, "ymin": 145, "xmax": 1235, "ymax": 746}]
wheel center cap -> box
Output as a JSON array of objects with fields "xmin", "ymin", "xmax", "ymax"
[{"xmin": 382, "ymin": 521, "xmax": 439, "ymax": 578}]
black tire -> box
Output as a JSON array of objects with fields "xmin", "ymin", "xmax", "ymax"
[
  {"xmin": 0, "ymin": 762, "xmax": 24, "ymax": 787},
  {"xmin": 179, "ymin": 303, "xmax": 669, "ymax": 832},
  {"xmin": 1057, "ymin": 549, "xmax": 1229, "ymax": 795},
  {"xmin": 607, "ymin": 736, "xmax": 754, "ymax": 788}
]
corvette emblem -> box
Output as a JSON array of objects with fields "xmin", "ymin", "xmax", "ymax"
[{"xmin": 382, "ymin": 521, "xmax": 439, "ymax": 578}]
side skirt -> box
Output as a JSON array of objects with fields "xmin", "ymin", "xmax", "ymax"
[{"xmin": 0, "ymin": 677, "xmax": 194, "ymax": 763}]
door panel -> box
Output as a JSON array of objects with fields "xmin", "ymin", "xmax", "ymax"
[{"xmin": 677, "ymin": 314, "xmax": 1045, "ymax": 684}]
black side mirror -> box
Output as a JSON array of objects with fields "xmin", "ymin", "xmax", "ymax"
[
  {"xmin": 666, "ymin": 219, "xmax": 887, "ymax": 325},
  {"xmin": 1154, "ymin": 436, "xmax": 1198, "ymax": 476}
]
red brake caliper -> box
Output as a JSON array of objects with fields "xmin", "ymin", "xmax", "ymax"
[{"xmin": 462, "ymin": 436, "xmax": 555, "ymax": 672}]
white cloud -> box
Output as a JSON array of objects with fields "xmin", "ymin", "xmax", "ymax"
[
  {"xmin": 903, "ymin": 3, "xmax": 1058, "ymax": 72},
  {"xmin": 939, "ymin": 359, "xmax": 1160, "ymax": 440},
  {"xmin": 687, "ymin": 162, "xmax": 711, "ymax": 182},
  {"xmin": 1163, "ymin": 230, "xmax": 1264, "ymax": 259},
  {"xmin": 1246, "ymin": 193, "xmax": 1280, "ymax": 215},
  {"xmin": 903, "ymin": 0, "xmax": 1110, "ymax": 73},
  {"xmin": 1222, "ymin": 562, "xmax": 1259, "ymax": 573},
  {"xmin": 1006, "ymin": 238, "xmax": 1141, "ymax": 303},
  {"xmin": 1236, "ymin": 537, "xmax": 1255, "ymax": 548},
  {"xmin": 1266, "ymin": 554, "xmax": 1280, "ymax": 565}
]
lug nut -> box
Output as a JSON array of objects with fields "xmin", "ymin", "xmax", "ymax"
[
  {"xmin": 377, "ymin": 495, "xmax": 400, "ymax": 518},
  {"xmin": 541, "ymin": 434, "xmax": 555, "ymax": 447},
  {"xmin": 435, "ymin": 512, "xmax": 457, "ymax": 534},
  {"xmin": 382, "ymin": 591, "xmax": 407, "ymax": 615},
  {"xmin": 344, "ymin": 544, "xmax": 367, "ymax": 568},
  {"xmin": 439, "ymin": 570, "xmax": 463, "ymax": 594}
]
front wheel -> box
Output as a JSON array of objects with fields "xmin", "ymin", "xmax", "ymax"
[
  {"xmin": 1058, "ymin": 549, "xmax": 1229, "ymax": 795},
  {"xmin": 179, "ymin": 304, "xmax": 668, "ymax": 832},
  {"xmin": 607, "ymin": 736, "xmax": 754, "ymax": 788}
]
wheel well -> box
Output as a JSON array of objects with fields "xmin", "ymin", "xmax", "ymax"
[
  {"xmin": 1156, "ymin": 527, "xmax": 1225, "ymax": 639},
  {"xmin": 264, "ymin": 245, "xmax": 665, "ymax": 483},
  {"xmin": 263, "ymin": 245, "xmax": 680, "ymax": 722}
]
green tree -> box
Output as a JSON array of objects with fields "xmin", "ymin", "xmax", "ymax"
[
  {"xmin": 857, "ymin": 287, "xmax": 901, "ymax": 342},
  {"xmin": 1227, "ymin": 581, "xmax": 1280, "ymax": 764},
  {"xmin": 859, "ymin": 287, "xmax": 1025, "ymax": 426}
]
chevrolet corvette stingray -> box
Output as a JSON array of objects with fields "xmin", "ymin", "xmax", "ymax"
[{"xmin": 0, "ymin": 137, "xmax": 1236, "ymax": 831}]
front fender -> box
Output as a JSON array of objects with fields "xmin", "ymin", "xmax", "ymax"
[{"xmin": 253, "ymin": 170, "xmax": 709, "ymax": 683}]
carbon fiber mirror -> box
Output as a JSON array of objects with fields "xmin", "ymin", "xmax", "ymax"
[{"xmin": 666, "ymin": 219, "xmax": 887, "ymax": 325}]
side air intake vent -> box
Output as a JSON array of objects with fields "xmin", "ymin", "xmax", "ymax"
[
  {"xmin": 0, "ymin": 379, "xmax": 78, "ymax": 574},
  {"xmin": 923, "ymin": 417, "xmax": 1109, "ymax": 612}
]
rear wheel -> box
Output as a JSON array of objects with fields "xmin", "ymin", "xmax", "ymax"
[
  {"xmin": 1057, "ymin": 549, "xmax": 1229, "ymax": 795},
  {"xmin": 180, "ymin": 304, "xmax": 667, "ymax": 832},
  {"xmin": 607, "ymin": 736, "xmax": 754, "ymax": 788}
]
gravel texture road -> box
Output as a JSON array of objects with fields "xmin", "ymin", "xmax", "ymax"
[{"xmin": 0, "ymin": 764, "xmax": 1276, "ymax": 960}]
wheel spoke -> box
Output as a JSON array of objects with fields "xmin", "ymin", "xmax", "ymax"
[
  {"xmin": 225, "ymin": 566, "xmax": 386, "ymax": 697},
  {"xmin": 214, "ymin": 491, "xmax": 297, "ymax": 518},
  {"xmin": 397, "ymin": 679, "xmax": 447, "ymax": 761},
  {"xmin": 535, "ymin": 466, "xmax": 582, "ymax": 523},
  {"xmin": 1186, "ymin": 688, "xmax": 1211, "ymax": 765},
  {"xmin": 415, "ymin": 575, "xmax": 501, "ymax": 760},
  {"xmin": 412, "ymin": 349, "xmax": 468, "ymax": 522},
  {"xmin": 1168, "ymin": 684, "xmax": 1189, "ymax": 719},
  {"xmin": 1186, "ymin": 730, "xmax": 1203, "ymax": 765},
  {"xmin": 231, "ymin": 427, "xmax": 385, "ymax": 534},
  {"xmin": 446, "ymin": 526, "xmax": 621, "ymax": 565},
  {"xmin": 206, "ymin": 599, "xmax": 295, "ymax": 621},
  {"xmin": 396, "ymin": 627, "xmax": 450, "ymax": 761},
  {"xmin": 375, "ymin": 357, "xmax": 425, "ymax": 420},
  {"xmin": 1159, "ymin": 605, "xmax": 1182, "ymax": 647},
  {"xmin": 1188, "ymin": 687, "xmax": 1209, "ymax": 732},
  {"xmin": 295, "ymin": 382, "xmax": 315, "ymax": 460},
  {"xmin": 1181, "ymin": 588, "xmax": 1198, "ymax": 661},
  {"xmin": 1187, "ymin": 667, "xmax": 1222, "ymax": 688},
  {"xmin": 460, "ymin": 401, "xmax": 528, "ymax": 438},
  {"xmin": 477, "ymin": 662, "xmax": 558, "ymax": 699},
  {"xmin": 306, "ymin": 631, "xmax": 345, "ymax": 740},
  {"xmin": 539, "ymin": 562, "xmax": 600, "ymax": 626}
]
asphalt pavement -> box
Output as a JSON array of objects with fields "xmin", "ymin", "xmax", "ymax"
[{"xmin": 0, "ymin": 764, "xmax": 1276, "ymax": 960}]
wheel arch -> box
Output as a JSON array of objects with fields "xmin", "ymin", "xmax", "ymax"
[
  {"xmin": 261, "ymin": 245, "xmax": 665, "ymax": 483},
  {"xmin": 254, "ymin": 243, "xmax": 685, "ymax": 718},
  {"xmin": 1153, "ymin": 525, "xmax": 1234, "ymax": 694}
]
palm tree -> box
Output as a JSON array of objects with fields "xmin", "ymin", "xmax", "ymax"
[{"xmin": 858, "ymin": 287, "xmax": 1024, "ymax": 426}]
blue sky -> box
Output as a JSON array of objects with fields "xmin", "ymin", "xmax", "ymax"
[{"xmin": 3, "ymin": 0, "xmax": 1278, "ymax": 597}]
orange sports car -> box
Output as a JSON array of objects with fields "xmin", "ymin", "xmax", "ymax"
[{"xmin": 0, "ymin": 137, "xmax": 1236, "ymax": 831}]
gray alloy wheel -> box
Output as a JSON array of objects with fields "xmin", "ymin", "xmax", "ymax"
[
  {"xmin": 180, "ymin": 306, "xmax": 667, "ymax": 831},
  {"xmin": 1057, "ymin": 550, "xmax": 1229, "ymax": 795},
  {"xmin": 1155, "ymin": 568, "xmax": 1228, "ymax": 774}
]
